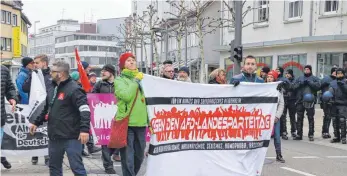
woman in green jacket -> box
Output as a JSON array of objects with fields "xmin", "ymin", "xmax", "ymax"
[{"xmin": 115, "ymin": 52, "xmax": 148, "ymax": 176}]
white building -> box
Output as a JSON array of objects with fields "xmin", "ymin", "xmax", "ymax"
[
  {"xmin": 28, "ymin": 19, "xmax": 80, "ymax": 59},
  {"xmin": 216, "ymin": 0, "xmax": 347, "ymax": 80},
  {"xmin": 54, "ymin": 33, "xmax": 120, "ymax": 70}
]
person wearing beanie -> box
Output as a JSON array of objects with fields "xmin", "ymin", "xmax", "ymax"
[
  {"xmin": 89, "ymin": 72, "xmax": 97, "ymax": 87},
  {"xmin": 266, "ymin": 70, "xmax": 285, "ymax": 163},
  {"xmin": 281, "ymin": 68, "xmax": 297, "ymax": 139},
  {"xmin": 290, "ymin": 64, "xmax": 321, "ymax": 141},
  {"xmin": 328, "ymin": 68, "xmax": 347, "ymax": 144},
  {"xmin": 114, "ymin": 52, "xmax": 147, "ymax": 176},
  {"xmin": 276, "ymin": 67, "xmax": 290, "ymax": 140},
  {"xmin": 176, "ymin": 66, "xmax": 191, "ymax": 82},
  {"xmin": 70, "ymin": 71, "xmax": 81, "ymax": 83},
  {"xmin": 81, "ymin": 61, "xmax": 91, "ymax": 74},
  {"xmin": 15, "ymin": 57, "xmax": 34, "ymax": 104},
  {"xmin": 260, "ymin": 66, "xmax": 270, "ymax": 80},
  {"xmin": 320, "ymin": 67, "xmax": 337, "ymax": 139},
  {"xmin": 91, "ymin": 63, "xmax": 118, "ymax": 174}
]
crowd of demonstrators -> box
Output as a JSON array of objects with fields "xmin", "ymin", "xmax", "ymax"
[
  {"xmin": 22, "ymin": 54, "xmax": 51, "ymax": 165},
  {"xmin": 266, "ymin": 70, "xmax": 285, "ymax": 163},
  {"xmin": 208, "ymin": 68, "xmax": 227, "ymax": 84},
  {"xmin": 176, "ymin": 66, "xmax": 191, "ymax": 82},
  {"xmin": 115, "ymin": 52, "xmax": 148, "ymax": 176},
  {"xmin": 1, "ymin": 65, "xmax": 17, "ymax": 169},
  {"xmin": 91, "ymin": 64, "xmax": 119, "ymax": 174},
  {"xmin": 29, "ymin": 61, "xmax": 91, "ymax": 175},
  {"xmin": 16, "ymin": 57, "xmax": 34, "ymax": 104}
]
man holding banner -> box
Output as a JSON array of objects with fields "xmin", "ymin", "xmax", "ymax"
[
  {"xmin": 1, "ymin": 65, "xmax": 17, "ymax": 169},
  {"xmin": 91, "ymin": 64, "xmax": 118, "ymax": 174},
  {"xmin": 29, "ymin": 61, "xmax": 90, "ymax": 175},
  {"xmin": 229, "ymin": 55, "xmax": 264, "ymax": 85}
]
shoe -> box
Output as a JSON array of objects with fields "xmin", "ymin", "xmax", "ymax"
[
  {"xmin": 88, "ymin": 146, "xmax": 102, "ymax": 154},
  {"xmin": 309, "ymin": 136, "xmax": 314, "ymax": 141},
  {"xmin": 105, "ymin": 168, "xmax": 116, "ymax": 174},
  {"xmin": 282, "ymin": 135, "xmax": 289, "ymax": 140},
  {"xmin": 113, "ymin": 154, "xmax": 121, "ymax": 162},
  {"xmin": 82, "ymin": 151, "xmax": 90, "ymax": 157},
  {"xmin": 31, "ymin": 157, "xmax": 38, "ymax": 165},
  {"xmin": 276, "ymin": 154, "xmax": 285, "ymax": 163},
  {"xmin": 342, "ymin": 138, "xmax": 347, "ymax": 144},
  {"xmin": 322, "ymin": 133, "xmax": 331, "ymax": 139},
  {"xmin": 293, "ymin": 136, "xmax": 302, "ymax": 140},
  {"xmin": 291, "ymin": 132, "xmax": 297, "ymax": 138},
  {"xmin": 1, "ymin": 159, "xmax": 12, "ymax": 169},
  {"xmin": 330, "ymin": 138, "xmax": 340, "ymax": 143},
  {"xmin": 44, "ymin": 158, "xmax": 49, "ymax": 166}
]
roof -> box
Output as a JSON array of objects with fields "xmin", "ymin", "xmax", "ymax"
[
  {"xmin": 21, "ymin": 12, "xmax": 31, "ymax": 26},
  {"xmin": 55, "ymin": 32, "xmax": 116, "ymax": 38},
  {"xmin": 97, "ymin": 17, "xmax": 128, "ymax": 21}
]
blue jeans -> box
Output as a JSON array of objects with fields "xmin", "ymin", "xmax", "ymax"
[
  {"xmin": 0, "ymin": 127, "xmax": 3, "ymax": 145},
  {"xmin": 49, "ymin": 139, "xmax": 86, "ymax": 176},
  {"xmin": 274, "ymin": 121, "xmax": 282, "ymax": 155},
  {"xmin": 120, "ymin": 127, "xmax": 146, "ymax": 176}
]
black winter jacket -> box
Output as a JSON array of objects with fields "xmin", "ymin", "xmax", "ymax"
[
  {"xmin": 321, "ymin": 75, "xmax": 336, "ymax": 93},
  {"xmin": 92, "ymin": 80, "xmax": 114, "ymax": 93},
  {"xmin": 208, "ymin": 79, "xmax": 220, "ymax": 84},
  {"xmin": 283, "ymin": 77, "xmax": 296, "ymax": 101},
  {"xmin": 290, "ymin": 74, "xmax": 321, "ymax": 104},
  {"xmin": 34, "ymin": 77, "xmax": 90, "ymax": 140},
  {"xmin": 22, "ymin": 68, "xmax": 54, "ymax": 96},
  {"xmin": 329, "ymin": 78, "xmax": 347, "ymax": 106},
  {"xmin": 1, "ymin": 66, "xmax": 18, "ymax": 127}
]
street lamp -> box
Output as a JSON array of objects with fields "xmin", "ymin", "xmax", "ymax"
[{"xmin": 34, "ymin": 20, "xmax": 40, "ymax": 55}]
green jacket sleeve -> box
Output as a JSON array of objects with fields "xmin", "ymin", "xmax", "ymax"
[{"xmin": 114, "ymin": 77, "xmax": 138, "ymax": 103}]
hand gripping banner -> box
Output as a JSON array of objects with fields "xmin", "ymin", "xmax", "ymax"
[{"xmin": 142, "ymin": 75, "xmax": 280, "ymax": 176}]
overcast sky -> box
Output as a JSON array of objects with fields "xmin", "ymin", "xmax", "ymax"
[{"xmin": 22, "ymin": 0, "xmax": 131, "ymax": 34}]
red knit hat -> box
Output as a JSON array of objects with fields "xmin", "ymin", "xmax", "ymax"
[
  {"xmin": 119, "ymin": 52, "xmax": 135, "ymax": 70},
  {"xmin": 268, "ymin": 70, "xmax": 279, "ymax": 80}
]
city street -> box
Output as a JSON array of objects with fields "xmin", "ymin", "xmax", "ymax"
[{"xmin": 1, "ymin": 109, "xmax": 347, "ymax": 176}]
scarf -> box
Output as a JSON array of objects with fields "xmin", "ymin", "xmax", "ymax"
[{"xmin": 121, "ymin": 69, "xmax": 143, "ymax": 80}]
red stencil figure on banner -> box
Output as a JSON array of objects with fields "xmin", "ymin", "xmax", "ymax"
[{"xmin": 75, "ymin": 48, "xmax": 91, "ymax": 92}]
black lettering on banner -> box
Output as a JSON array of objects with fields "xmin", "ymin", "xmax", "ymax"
[
  {"xmin": 148, "ymin": 140, "xmax": 270, "ymax": 156},
  {"xmin": 147, "ymin": 97, "xmax": 278, "ymax": 105}
]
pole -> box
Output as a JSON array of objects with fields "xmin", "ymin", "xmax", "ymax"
[
  {"xmin": 184, "ymin": 17, "xmax": 188, "ymax": 67},
  {"xmin": 233, "ymin": 0, "xmax": 242, "ymax": 75},
  {"xmin": 141, "ymin": 39, "xmax": 144, "ymax": 73},
  {"xmin": 150, "ymin": 32, "xmax": 154, "ymax": 75},
  {"xmin": 165, "ymin": 25, "xmax": 169, "ymax": 61},
  {"xmin": 34, "ymin": 23, "xmax": 36, "ymax": 56}
]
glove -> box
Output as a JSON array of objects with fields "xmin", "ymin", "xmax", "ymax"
[
  {"xmin": 232, "ymin": 80, "xmax": 240, "ymax": 87},
  {"xmin": 337, "ymin": 81, "xmax": 344, "ymax": 86},
  {"xmin": 277, "ymin": 82, "xmax": 285, "ymax": 91}
]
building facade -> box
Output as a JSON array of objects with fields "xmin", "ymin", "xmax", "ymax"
[
  {"xmin": 216, "ymin": 0, "xmax": 347, "ymax": 80},
  {"xmin": 54, "ymin": 33, "xmax": 121, "ymax": 72},
  {"xmin": 1, "ymin": 0, "xmax": 31, "ymax": 62},
  {"xmin": 28, "ymin": 19, "xmax": 80, "ymax": 59}
]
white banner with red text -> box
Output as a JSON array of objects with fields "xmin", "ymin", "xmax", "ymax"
[{"xmin": 142, "ymin": 75, "xmax": 280, "ymax": 176}]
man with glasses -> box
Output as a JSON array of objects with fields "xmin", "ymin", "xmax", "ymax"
[
  {"xmin": 29, "ymin": 61, "xmax": 90, "ymax": 176},
  {"xmin": 162, "ymin": 65, "xmax": 175, "ymax": 80},
  {"xmin": 22, "ymin": 54, "xmax": 52, "ymax": 165}
]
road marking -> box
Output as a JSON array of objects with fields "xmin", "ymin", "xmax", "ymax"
[
  {"xmin": 281, "ymin": 167, "xmax": 316, "ymax": 176},
  {"xmin": 326, "ymin": 156, "xmax": 347, "ymax": 158},
  {"xmin": 292, "ymin": 156, "xmax": 319, "ymax": 159},
  {"xmin": 265, "ymin": 157, "xmax": 276, "ymax": 159}
]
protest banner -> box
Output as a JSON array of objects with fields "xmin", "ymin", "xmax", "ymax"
[
  {"xmin": 88, "ymin": 94, "xmax": 151, "ymax": 145},
  {"xmin": 1, "ymin": 70, "xmax": 48, "ymax": 157},
  {"xmin": 142, "ymin": 75, "xmax": 280, "ymax": 176}
]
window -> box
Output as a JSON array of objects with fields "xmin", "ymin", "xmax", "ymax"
[
  {"xmin": 12, "ymin": 14, "xmax": 17, "ymax": 26},
  {"xmin": 256, "ymin": 56, "xmax": 273, "ymax": 75},
  {"xmin": 99, "ymin": 57, "xmax": 106, "ymax": 65},
  {"xmin": 255, "ymin": 0, "xmax": 269, "ymax": 22},
  {"xmin": 1, "ymin": 38, "xmax": 12, "ymax": 51},
  {"xmin": 89, "ymin": 46, "xmax": 97, "ymax": 51},
  {"xmin": 65, "ymin": 46, "xmax": 74, "ymax": 53},
  {"xmin": 98, "ymin": 46, "xmax": 108, "ymax": 51},
  {"xmin": 21, "ymin": 44, "xmax": 27, "ymax": 56},
  {"xmin": 56, "ymin": 37, "xmax": 66, "ymax": 43},
  {"xmin": 77, "ymin": 35, "xmax": 87, "ymax": 40},
  {"xmin": 70, "ymin": 57, "xmax": 76, "ymax": 68},
  {"xmin": 84, "ymin": 57, "xmax": 91, "ymax": 63},
  {"xmin": 287, "ymin": 0, "xmax": 302, "ymax": 18},
  {"xmin": 324, "ymin": 0, "xmax": 338, "ymax": 13},
  {"xmin": 317, "ymin": 53, "xmax": 342, "ymax": 78},
  {"xmin": 6, "ymin": 11, "xmax": 11, "ymax": 24},
  {"xmin": 278, "ymin": 54, "xmax": 307, "ymax": 77},
  {"xmin": 1, "ymin": 10, "xmax": 6, "ymax": 23},
  {"xmin": 66, "ymin": 35, "xmax": 74, "ymax": 42},
  {"xmin": 91, "ymin": 36, "xmax": 97, "ymax": 40}
]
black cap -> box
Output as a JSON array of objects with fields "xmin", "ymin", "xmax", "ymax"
[
  {"xmin": 336, "ymin": 68, "xmax": 345, "ymax": 75},
  {"xmin": 21, "ymin": 57, "xmax": 33, "ymax": 67},
  {"xmin": 102, "ymin": 64, "xmax": 116, "ymax": 76},
  {"xmin": 286, "ymin": 69, "xmax": 294, "ymax": 77},
  {"xmin": 331, "ymin": 67, "xmax": 337, "ymax": 74},
  {"xmin": 261, "ymin": 66, "xmax": 270, "ymax": 74},
  {"xmin": 304, "ymin": 65, "xmax": 312, "ymax": 71}
]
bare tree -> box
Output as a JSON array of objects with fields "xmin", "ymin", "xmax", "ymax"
[{"xmin": 114, "ymin": 17, "xmax": 134, "ymax": 51}]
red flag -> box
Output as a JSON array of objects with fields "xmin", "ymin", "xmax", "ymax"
[{"xmin": 75, "ymin": 48, "xmax": 91, "ymax": 92}]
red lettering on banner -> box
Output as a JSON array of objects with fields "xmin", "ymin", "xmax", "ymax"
[{"xmin": 150, "ymin": 105, "xmax": 272, "ymax": 142}]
